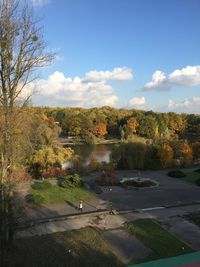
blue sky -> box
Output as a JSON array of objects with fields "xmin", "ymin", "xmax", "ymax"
[{"xmin": 31, "ymin": 0, "xmax": 200, "ymax": 113}]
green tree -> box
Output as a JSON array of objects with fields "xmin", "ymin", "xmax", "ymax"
[{"xmin": 111, "ymin": 143, "xmax": 147, "ymax": 169}]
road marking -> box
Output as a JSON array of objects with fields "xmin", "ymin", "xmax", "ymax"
[{"xmin": 141, "ymin": 206, "xmax": 165, "ymax": 211}]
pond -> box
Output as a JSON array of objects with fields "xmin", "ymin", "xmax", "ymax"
[{"xmin": 64, "ymin": 144, "xmax": 115, "ymax": 167}]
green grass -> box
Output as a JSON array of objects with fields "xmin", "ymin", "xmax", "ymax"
[
  {"xmin": 6, "ymin": 228, "xmax": 122, "ymax": 267},
  {"xmin": 29, "ymin": 183, "xmax": 95, "ymax": 205},
  {"xmin": 183, "ymin": 172, "xmax": 200, "ymax": 184},
  {"xmin": 125, "ymin": 219, "xmax": 193, "ymax": 261}
]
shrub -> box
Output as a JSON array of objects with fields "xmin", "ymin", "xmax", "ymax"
[
  {"xmin": 31, "ymin": 181, "xmax": 52, "ymax": 190},
  {"xmin": 10, "ymin": 169, "xmax": 32, "ymax": 183},
  {"xmin": 60, "ymin": 174, "xmax": 82, "ymax": 188},
  {"xmin": 168, "ymin": 170, "xmax": 186, "ymax": 178},
  {"xmin": 194, "ymin": 168, "xmax": 200, "ymax": 173},
  {"xmin": 42, "ymin": 168, "xmax": 68, "ymax": 179},
  {"xmin": 196, "ymin": 178, "xmax": 200, "ymax": 186},
  {"xmin": 95, "ymin": 169, "xmax": 119, "ymax": 186},
  {"xmin": 122, "ymin": 179, "xmax": 156, "ymax": 188}
]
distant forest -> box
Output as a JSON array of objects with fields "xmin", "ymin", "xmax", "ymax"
[
  {"xmin": 40, "ymin": 106, "xmax": 200, "ymax": 143},
  {"xmin": 2, "ymin": 106, "xmax": 198, "ymax": 175}
]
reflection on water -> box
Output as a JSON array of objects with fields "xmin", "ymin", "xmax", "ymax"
[{"xmin": 65, "ymin": 144, "xmax": 114, "ymax": 166}]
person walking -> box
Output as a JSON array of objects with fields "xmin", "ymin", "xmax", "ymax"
[{"xmin": 79, "ymin": 200, "xmax": 83, "ymax": 212}]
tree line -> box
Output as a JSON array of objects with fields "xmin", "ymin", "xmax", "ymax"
[{"xmin": 40, "ymin": 106, "xmax": 200, "ymax": 143}]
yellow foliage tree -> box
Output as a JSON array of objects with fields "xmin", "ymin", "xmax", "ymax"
[
  {"xmin": 178, "ymin": 140, "xmax": 193, "ymax": 165},
  {"xmin": 157, "ymin": 143, "xmax": 174, "ymax": 168},
  {"xmin": 31, "ymin": 146, "xmax": 73, "ymax": 171}
]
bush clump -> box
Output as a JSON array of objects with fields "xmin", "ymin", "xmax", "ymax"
[
  {"xmin": 60, "ymin": 174, "xmax": 82, "ymax": 188},
  {"xmin": 95, "ymin": 169, "xmax": 119, "ymax": 186},
  {"xmin": 196, "ymin": 178, "xmax": 200, "ymax": 186},
  {"xmin": 31, "ymin": 181, "xmax": 52, "ymax": 190},
  {"xmin": 42, "ymin": 168, "xmax": 68, "ymax": 179},
  {"xmin": 10, "ymin": 169, "xmax": 32, "ymax": 183},
  {"xmin": 168, "ymin": 170, "xmax": 186, "ymax": 178},
  {"xmin": 122, "ymin": 179, "xmax": 156, "ymax": 188}
]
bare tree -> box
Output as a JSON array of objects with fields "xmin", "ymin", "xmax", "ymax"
[{"xmin": 0, "ymin": 0, "xmax": 54, "ymax": 262}]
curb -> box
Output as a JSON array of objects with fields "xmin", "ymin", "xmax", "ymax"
[
  {"xmin": 16, "ymin": 208, "xmax": 140, "ymax": 230},
  {"xmin": 16, "ymin": 209, "xmax": 109, "ymax": 230}
]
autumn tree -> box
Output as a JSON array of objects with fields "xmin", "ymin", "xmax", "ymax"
[
  {"xmin": 93, "ymin": 123, "xmax": 107, "ymax": 138},
  {"xmin": 168, "ymin": 113, "xmax": 187, "ymax": 137},
  {"xmin": 68, "ymin": 114, "xmax": 91, "ymax": 137},
  {"xmin": 173, "ymin": 140, "xmax": 193, "ymax": 166},
  {"xmin": 0, "ymin": 0, "xmax": 54, "ymax": 261},
  {"xmin": 127, "ymin": 118, "xmax": 137, "ymax": 134},
  {"xmin": 157, "ymin": 143, "xmax": 174, "ymax": 168},
  {"xmin": 31, "ymin": 146, "xmax": 73, "ymax": 174}
]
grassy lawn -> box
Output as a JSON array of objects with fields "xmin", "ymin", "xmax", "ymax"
[
  {"xmin": 29, "ymin": 182, "xmax": 96, "ymax": 205},
  {"xmin": 182, "ymin": 172, "xmax": 200, "ymax": 184},
  {"xmin": 125, "ymin": 219, "xmax": 193, "ymax": 261},
  {"xmin": 6, "ymin": 227, "xmax": 122, "ymax": 267}
]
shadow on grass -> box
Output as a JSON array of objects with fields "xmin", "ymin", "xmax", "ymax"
[{"xmin": 6, "ymin": 227, "xmax": 122, "ymax": 267}]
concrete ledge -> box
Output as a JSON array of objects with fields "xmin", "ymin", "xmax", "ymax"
[
  {"xmin": 16, "ymin": 209, "xmax": 109, "ymax": 230},
  {"xmin": 16, "ymin": 208, "xmax": 141, "ymax": 230}
]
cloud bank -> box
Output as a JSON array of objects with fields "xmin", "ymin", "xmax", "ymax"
[
  {"xmin": 143, "ymin": 65, "xmax": 200, "ymax": 90},
  {"xmin": 168, "ymin": 97, "xmax": 200, "ymax": 114},
  {"xmin": 85, "ymin": 67, "xmax": 133, "ymax": 82},
  {"xmin": 128, "ymin": 97, "xmax": 146, "ymax": 109},
  {"xmin": 31, "ymin": 67, "xmax": 132, "ymax": 107}
]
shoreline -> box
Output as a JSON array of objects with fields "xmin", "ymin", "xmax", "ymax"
[{"xmin": 58, "ymin": 137, "xmax": 121, "ymax": 146}]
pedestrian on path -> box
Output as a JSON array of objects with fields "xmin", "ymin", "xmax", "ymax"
[{"xmin": 79, "ymin": 200, "xmax": 83, "ymax": 212}]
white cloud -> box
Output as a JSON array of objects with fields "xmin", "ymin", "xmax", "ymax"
[
  {"xmin": 168, "ymin": 97, "xmax": 200, "ymax": 114},
  {"xmin": 31, "ymin": 71, "xmax": 119, "ymax": 107},
  {"xmin": 31, "ymin": 0, "xmax": 50, "ymax": 7},
  {"xmin": 143, "ymin": 65, "xmax": 200, "ymax": 90},
  {"xmin": 169, "ymin": 66, "xmax": 200, "ymax": 86},
  {"xmin": 129, "ymin": 97, "xmax": 146, "ymax": 106},
  {"xmin": 85, "ymin": 67, "xmax": 133, "ymax": 82},
  {"xmin": 143, "ymin": 70, "xmax": 169, "ymax": 90},
  {"xmin": 128, "ymin": 96, "xmax": 147, "ymax": 110}
]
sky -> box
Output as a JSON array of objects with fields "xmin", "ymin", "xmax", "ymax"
[{"xmin": 30, "ymin": 0, "xmax": 200, "ymax": 114}]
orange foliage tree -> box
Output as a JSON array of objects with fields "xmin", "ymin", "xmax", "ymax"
[
  {"xmin": 93, "ymin": 123, "xmax": 107, "ymax": 138},
  {"xmin": 127, "ymin": 118, "xmax": 137, "ymax": 134}
]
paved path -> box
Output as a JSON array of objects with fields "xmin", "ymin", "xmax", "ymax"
[
  {"xmin": 20, "ymin": 199, "xmax": 108, "ymax": 222},
  {"xmin": 103, "ymin": 229, "xmax": 152, "ymax": 264},
  {"xmin": 161, "ymin": 217, "xmax": 200, "ymax": 250},
  {"xmin": 17, "ymin": 203, "xmax": 200, "ymax": 239},
  {"xmin": 16, "ymin": 211, "xmax": 153, "ymax": 238},
  {"xmin": 147, "ymin": 204, "xmax": 200, "ymax": 219}
]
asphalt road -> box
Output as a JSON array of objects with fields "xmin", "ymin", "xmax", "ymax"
[{"xmin": 92, "ymin": 170, "xmax": 200, "ymax": 210}]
